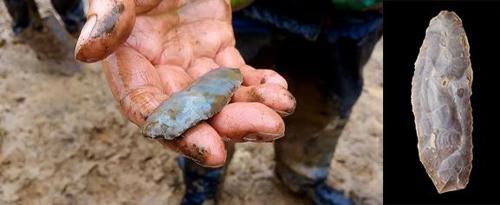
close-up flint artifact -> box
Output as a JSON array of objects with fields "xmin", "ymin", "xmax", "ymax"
[
  {"xmin": 411, "ymin": 11, "xmax": 473, "ymax": 194},
  {"xmin": 142, "ymin": 68, "xmax": 243, "ymax": 140}
]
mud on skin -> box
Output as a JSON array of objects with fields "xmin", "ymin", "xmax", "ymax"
[
  {"xmin": 75, "ymin": 0, "xmax": 135, "ymax": 62},
  {"xmin": 93, "ymin": 2, "xmax": 124, "ymax": 36},
  {"xmin": 142, "ymin": 68, "xmax": 243, "ymax": 140}
]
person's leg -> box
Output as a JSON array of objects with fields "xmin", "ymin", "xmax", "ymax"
[
  {"xmin": 272, "ymin": 37, "xmax": 348, "ymax": 195},
  {"xmin": 273, "ymin": 11, "xmax": 382, "ymax": 205},
  {"xmin": 2, "ymin": 0, "xmax": 42, "ymax": 34},
  {"xmin": 50, "ymin": 0, "xmax": 86, "ymax": 34}
]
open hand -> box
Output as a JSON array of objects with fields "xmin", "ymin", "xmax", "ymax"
[{"xmin": 75, "ymin": 0, "xmax": 296, "ymax": 167}]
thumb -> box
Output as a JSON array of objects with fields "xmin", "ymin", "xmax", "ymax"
[{"xmin": 75, "ymin": 0, "xmax": 135, "ymax": 62}]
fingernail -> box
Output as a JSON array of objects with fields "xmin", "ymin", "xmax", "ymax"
[
  {"xmin": 183, "ymin": 154, "xmax": 202, "ymax": 164},
  {"xmin": 243, "ymin": 132, "xmax": 283, "ymax": 142},
  {"xmin": 273, "ymin": 133, "xmax": 285, "ymax": 141},
  {"xmin": 242, "ymin": 134, "xmax": 258, "ymax": 142},
  {"xmin": 75, "ymin": 15, "xmax": 97, "ymax": 60},
  {"xmin": 276, "ymin": 110, "xmax": 293, "ymax": 117},
  {"xmin": 222, "ymin": 137, "xmax": 235, "ymax": 142}
]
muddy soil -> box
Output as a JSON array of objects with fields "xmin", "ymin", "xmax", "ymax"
[{"xmin": 0, "ymin": 2, "xmax": 383, "ymax": 204}]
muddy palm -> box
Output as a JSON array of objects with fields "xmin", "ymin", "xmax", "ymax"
[{"xmin": 75, "ymin": 0, "xmax": 296, "ymax": 167}]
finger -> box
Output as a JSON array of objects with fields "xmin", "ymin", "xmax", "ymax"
[
  {"xmin": 209, "ymin": 102, "xmax": 285, "ymax": 142},
  {"xmin": 215, "ymin": 47, "xmax": 245, "ymax": 68},
  {"xmin": 159, "ymin": 122, "xmax": 226, "ymax": 167},
  {"xmin": 233, "ymin": 84, "xmax": 296, "ymax": 116},
  {"xmin": 186, "ymin": 57, "xmax": 220, "ymax": 79},
  {"xmin": 240, "ymin": 66, "xmax": 288, "ymax": 89},
  {"xmin": 215, "ymin": 47, "xmax": 288, "ymax": 88},
  {"xmin": 156, "ymin": 65, "xmax": 193, "ymax": 95},
  {"xmin": 75, "ymin": 0, "xmax": 136, "ymax": 62},
  {"xmin": 103, "ymin": 45, "xmax": 167, "ymax": 126}
]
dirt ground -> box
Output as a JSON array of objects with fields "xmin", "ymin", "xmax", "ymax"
[{"xmin": 0, "ymin": 2, "xmax": 382, "ymax": 205}]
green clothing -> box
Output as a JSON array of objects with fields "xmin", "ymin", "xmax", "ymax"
[{"xmin": 231, "ymin": 0, "xmax": 254, "ymax": 11}]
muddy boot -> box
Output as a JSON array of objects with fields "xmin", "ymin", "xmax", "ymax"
[
  {"xmin": 177, "ymin": 157, "xmax": 221, "ymax": 205},
  {"xmin": 275, "ymin": 159, "xmax": 354, "ymax": 205}
]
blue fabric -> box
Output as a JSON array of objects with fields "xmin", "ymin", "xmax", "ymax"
[
  {"xmin": 233, "ymin": 5, "xmax": 383, "ymax": 43},
  {"xmin": 241, "ymin": 6, "xmax": 322, "ymax": 41},
  {"xmin": 311, "ymin": 182, "xmax": 355, "ymax": 205},
  {"xmin": 60, "ymin": 0, "xmax": 85, "ymax": 32},
  {"xmin": 232, "ymin": 16, "xmax": 272, "ymax": 34},
  {"xmin": 324, "ymin": 11, "xmax": 383, "ymax": 43}
]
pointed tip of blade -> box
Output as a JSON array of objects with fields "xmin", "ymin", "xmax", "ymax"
[{"xmin": 431, "ymin": 10, "xmax": 463, "ymax": 27}]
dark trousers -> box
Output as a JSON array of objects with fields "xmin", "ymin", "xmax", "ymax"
[
  {"xmin": 181, "ymin": 9, "xmax": 382, "ymax": 195},
  {"xmin": 2, "ymin": 0, "xmax": 85, "ymax": 33}
]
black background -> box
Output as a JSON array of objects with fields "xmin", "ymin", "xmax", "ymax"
[{"xmin": 384, "ymin": 1, "xmax": 500, "ymax": 204}]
